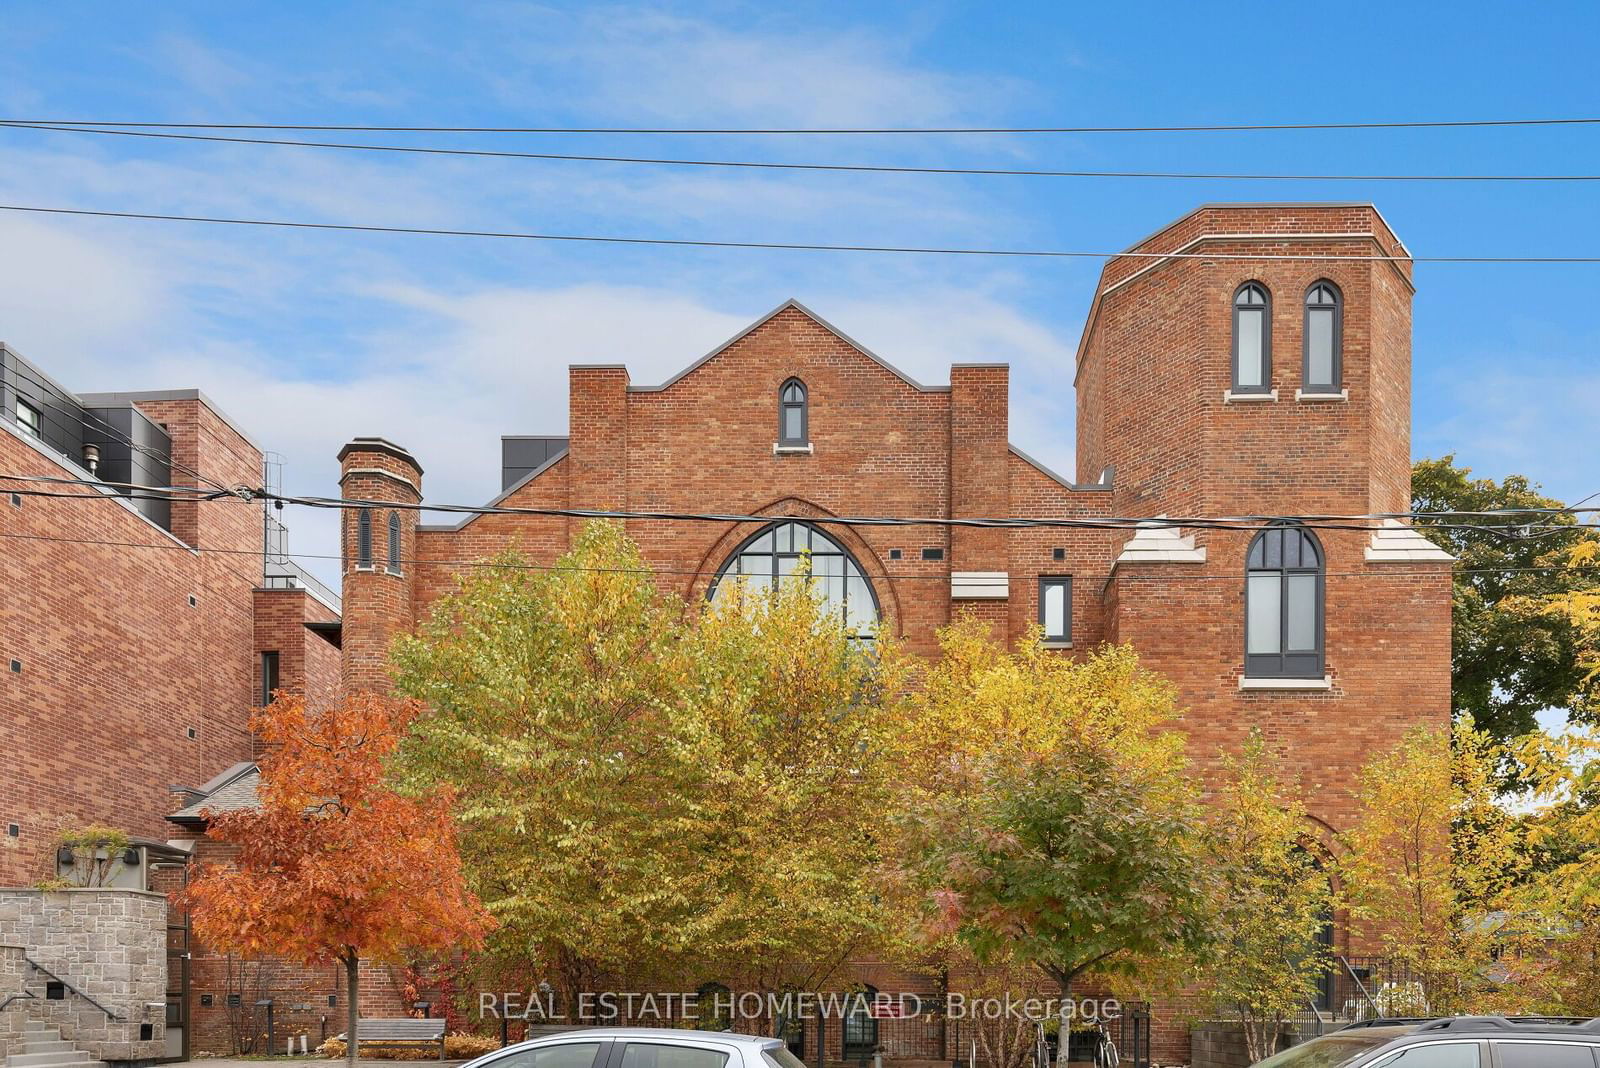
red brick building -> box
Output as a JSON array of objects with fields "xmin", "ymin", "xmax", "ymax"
[
  {"xmin": 0, "ymin": 346, "xmax": 346, "ymax": 1057},
  {"xmin": 333, "ymin": 202, "xmax": 1453, "ymax": 1060},
  {"xmin": 3, "ymin": 202, "xmax": 1453, "ymax": 1063}
]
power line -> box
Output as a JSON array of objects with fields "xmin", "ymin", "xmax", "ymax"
[
  {"xmin": 4, "ymin": 357, "xmax": 234, "ymax": 493},
  {"xmin": 7, "ymin": 117, "xmax": 1600, "ymax": 135},
  {"xmin": 4, "ymin": 203, "xmax": 1598, "ymax": 263},
  {"xmin": 6, "ymin": 472, "xmax": 1597, "ymax": 538},
  {"xmin": 0, "ymin": 526, "xmax": 1593, "ymax": 584},
  {"xmin": 6, "ymin": 122, "xmax": 1596, "ymax": 183}
]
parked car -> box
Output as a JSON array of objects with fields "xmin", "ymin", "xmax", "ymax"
[
  {"xmin": 459, "ymin": 1028, "xmax": 809, "ymax": 1068},
  {"xmin": 1255, "ymin": 1016, "xmax": 1600, "ymax": 1066}
]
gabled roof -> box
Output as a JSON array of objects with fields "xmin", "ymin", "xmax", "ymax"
[
  {"xmin": 625, "ymin": 298, "xmax": 949, "ymax": 394},
  {"xmin": 168, "ymin": 762, "xmax": 260, "ymax": 825}
]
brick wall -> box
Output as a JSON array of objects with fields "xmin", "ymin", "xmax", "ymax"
[
  {"xmin": 335, "ymin": 209, "xmax": 1453, "ymax": 1066},
  {"xmin": 0, "ymin": 394, "xmax": 264, "ymax": 887}
]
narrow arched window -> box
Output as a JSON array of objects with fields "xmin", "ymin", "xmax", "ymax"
[
  {"xmin": 386, "ymin": 510, "xmax": 402, "ymax": 575},
  {"xmin": 1303, "ymin": 281, "xmax": 1343, "ymax": 392},
  {"xmin": 1246, "ymin": 523, "xmax": 1324, "ymax": 679},
  {"xmin": 1232, "ymin": 282, "xmax": 1272, "ymax": 393},
  {"xmin": 778, "ymin": 377, "xmax": 808, "ymax": 446},
  {"xmin": 355, "ymin": 507, "xmax": 373, "ymax": 569}
]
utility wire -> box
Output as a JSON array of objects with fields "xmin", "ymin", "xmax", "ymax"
[
  {"xmin": 5, "ymin": 122, "xmax": 1596, "ymax": 183},
  {"xmin": 6, "ymin": 472, "xmax": 1598, "ymax": 538},
  {"xmin": 4, "ymin": 203, "xmax": 1597, "ymax": 262},
  {"xmin": 4, "ymin": 357, "xmax": 234, "ymax": 493},
  {"xmin": 7, "ymin": 117, "xmax": 1600, "ymax": 135},
  {"xmin": 0, "ymin": 527, "xmax": 1594, "ymax": 584}
]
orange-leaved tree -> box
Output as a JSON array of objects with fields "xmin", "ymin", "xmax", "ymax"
[{"xmin": 182, "ymin": 693, "xmax": 491, "ymax": 1066}]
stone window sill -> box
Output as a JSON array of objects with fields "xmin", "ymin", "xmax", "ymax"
[
  {"xmin": 1238, "ymin": 675, "xmax": 1333, "ymax": 691},
  {"xmin": 385, "ymin": 568, "xmax": 404, "ymax": 577},
  {"xmin": 772, "ymin": 442, "xmax": 814, "ymax": 455},
  {"xmin": 1041, "ymin": 640, "xmax": 1074, "ymax": 650},
  {"xmin": 1296, "ymin": 388, "xmax": 1349, "ymax": 402},
  {"xmin": 1222, "ymin": 389, "xmax": 1278, "ymax": 404},
  {"xmin": 353, "ymin": 565, "xmax": 376, "ymax": 573}
]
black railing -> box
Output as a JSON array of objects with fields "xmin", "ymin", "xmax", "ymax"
[{"xmin": 26, "ymin": 957, "xmax": 123, "ymax": 1021}]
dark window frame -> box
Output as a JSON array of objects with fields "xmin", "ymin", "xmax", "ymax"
[
  {"xmin": 1302, "ymin": 280, "xmax": 1344, "ymax": 392},
  {"xmin": 1038, "ymin": 576, "xmax": 1073, "ymax": 644},
  {"xmin": 355, "ymin": 508, "xmax": 373, "ymax": 569},
  {"xmin": 778, "ymin": 377, "xmax": 808, "ymax": 446},
  {"xmin": 706, "ymin": 519, "xmax": 881, "ymax": 638},
  {"xmin": 386, "ymin": 510, "xmax": 403, "ymax": 575},
  {"xmin": 15, "ymin": 397, "xmax": 41, "ymax": 437},
  {"xmin": 260, "ymin": 650, "xmax": 280, "ymax": 707},
  {"xmin": 842, "ymin": 985, "xmax": 880, "ymax": 1060},
  {"xmin": 1245, "ymin": 523, "xmax": 1326, "ymax": 679},
  {"xmin": 1231, "ymin": 281, "xmax": 1273, "ymax": 394}
]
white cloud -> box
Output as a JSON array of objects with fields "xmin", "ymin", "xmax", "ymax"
[{"xmin": 1417, "ymin": 346, "xmax": 1600, "ymax": 505}]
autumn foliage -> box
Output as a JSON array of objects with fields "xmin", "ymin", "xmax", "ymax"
[{"xmin": 180, "ymin": 692, "xmax": 491, "ymax": 1065}]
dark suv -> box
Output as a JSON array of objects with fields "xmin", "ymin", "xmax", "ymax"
[{"xmin": 1255, "ymin": 1017, "xmax": 1600, "ymax": 1066}]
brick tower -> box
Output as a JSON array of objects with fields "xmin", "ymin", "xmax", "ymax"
[{"xmin": 337, "ymin": 437, "xmax": 422, "ymax": 693}]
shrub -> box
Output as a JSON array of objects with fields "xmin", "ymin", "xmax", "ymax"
[{"xmin": 318, "ymin": 1033, "xmax": 500, "ymax": 1061}]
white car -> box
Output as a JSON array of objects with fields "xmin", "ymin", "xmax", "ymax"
[{"xmin": 460, "ymin": 1029, "xmax": 807, "ymax": 1068}]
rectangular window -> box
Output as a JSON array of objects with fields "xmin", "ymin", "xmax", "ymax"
[
  {"xmin": 1246, "ymin": 574, "xmax": 1281, "ymax": 655},
  {"xmin": 260, "ymin": 651, "xmax": 280, "ymax": 707},
  {"xmin": 1039, "ymin": 576, "xmax": 1072, "ymax": 643},
  {"xmin": 1235, "ymin": 308, "xmax": 1264, "ymax": 387},
  {"xmin": 15, "ymin": 398, "xmax": 41, "ymax": 437},
  {"xmin": 1306, "ymin": 308, "xmax": 1336, "ymax": 387},
  {"xmin": 782, "ymin": 407, "xmax": 804, "ymax": 443},
  {"xmin": 1285, "ymin": 573, "xmax": 1318, "ymax": 651}
]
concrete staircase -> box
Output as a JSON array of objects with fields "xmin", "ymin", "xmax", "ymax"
[{"xmin": 6, "ymin": 1020, "xmax": 105, "ymax": 1068}]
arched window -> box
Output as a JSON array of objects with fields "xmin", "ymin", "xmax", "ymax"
[
  {"xmin": 386, "ymin": 510, "xmax": 403, "ymax": 575},
  {"xmin": 694, "ymin": 982, "xmax": 732, "ymax": 1032},
  {"xmin": 1232, "ymin": 282, "xmax": 1272, "ymax": 393},
  {"xmin": 1245, "ymin": 524, "xmax": 1324, "ymax": 679},
  {"xmin": 843, "ymin": 985, "xmax": 879, "ymax": 1059},
  {"xmin": 708, "ymin": 520, "xmax": 879, "ymax": 637},
  {"xmin": 1303, "ymin": 281, "xmax": 1343, "ymax": 392},
  {"xmin": 778, "ymin": 377, "xmax": 808, "ymax": 446},
  {"xmin": 355, "ymin": 508, "xmax": 373, "ymax": 569}
]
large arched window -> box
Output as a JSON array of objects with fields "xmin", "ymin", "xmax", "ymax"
[
  {"xmin": 707, "ymin": 521, "xmax": 879, "ymax": 637},
  {"xmin": 778, "ymin": 378, "xmax": 808, "ymax": 446},
  {"xmin": 1303, "ymin": 281, "xmax": 1343, "ymax": 392},
  {"xmin": 1245, "ymin": 523, "xmax": 1324, "ymax": 679},
  {"xmin": 1232, "ymin": 282, "xmax": 1272, "ymax": 393}
]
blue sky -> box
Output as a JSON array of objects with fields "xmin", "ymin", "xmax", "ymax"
[{"xmin": 1, "ymin": 2, "xmax": 1597, "ymax": 590}]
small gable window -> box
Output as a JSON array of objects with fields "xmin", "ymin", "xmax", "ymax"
[
  {"xmin": 1304, "ymin": 281, "xmax": 1343, "ymax": 392},
  {"xmin": 1232, "ymin": 282, "xmax": 1272, "ymax": 393},
  {"xmin": 779, "ymin": 378, "xmax": 808, "ymax": 446},
  {"xmin": 386, "ymin": 510, "xmax": 403, "ymax": 575}
]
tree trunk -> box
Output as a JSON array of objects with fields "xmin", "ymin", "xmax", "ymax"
[
  {"xmin": 1054, "ymin": 979, "xmax": 1072, "ymax": 1068},
  {"xmin": 346, "ymin": 952, "xmax": 360, "ymax": 1068}
]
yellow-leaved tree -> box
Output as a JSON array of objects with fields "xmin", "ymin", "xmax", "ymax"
[
  {"xmin": 1201, "ymin": 733, "xmax": 1333, "ymax": 1064},
  {"xmin": 392, "ymin": 521, "xmax": 899, "ymax": 1011},
  {"xmin": 1338, "ymin": 721, "xmax": 1524, "ymax": 1015},
  {"xmin": 886, "ymin": 622, "xmax": 1211, "ymax": 1068}
]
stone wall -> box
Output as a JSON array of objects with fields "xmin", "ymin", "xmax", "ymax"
[
  {"xmin": 1190, "ymin": 1021, "xmax": 1305, "ymax": 1068},
  {"xmin": 0, "ymin": 889, "xmax": 168, "ymax": 1062},
  {"xmin": 1, "ymin": 944, "xmax": 27, "ymax": 1063}
]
